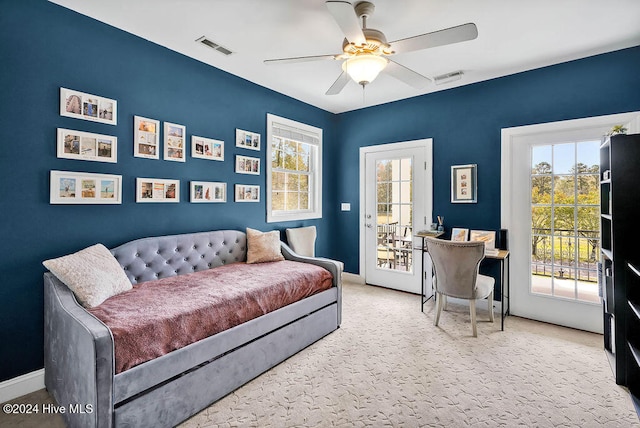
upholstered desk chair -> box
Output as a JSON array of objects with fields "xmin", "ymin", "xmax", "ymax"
[
  {"xmin": 285, "ymin": 226, "xmax": 317, "ymax": 257},
  {"xmin": 424, "ymin": 237, "xmax": 495, "ymax": 337}
]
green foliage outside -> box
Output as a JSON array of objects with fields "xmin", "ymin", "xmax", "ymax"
[
  {"xmin": 531, "ymin": 161, "xmax": 600, "ymax": 281},
  {"xmin": 271, "ymin": 137, "xmax": 310, "ymax": 211}
]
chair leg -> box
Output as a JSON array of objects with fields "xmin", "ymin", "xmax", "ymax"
[
  {"xmin": 442, "ymin": 295, "xmax": 447, "ymax": 311},
  {"xmin": 470, "ymin": 300, "xmax": 477, "ymax": 337},
  {"xmin": 434, "ymin": 292, "xmax": 443, "ymax": 326},
  {"xmin": 488, "ymin": 290, "xmax": 495, "ymax": 323}
]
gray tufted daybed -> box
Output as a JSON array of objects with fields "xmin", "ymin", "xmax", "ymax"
[{"xmin": 43, "ymin": 230, "xmax": 342, "ymax": 428}]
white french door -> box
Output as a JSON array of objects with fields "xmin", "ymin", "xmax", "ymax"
[
  {"xmin": 360, "ymin": 140, "xmax": 432, "ymax": 294},
  {"xmin": 502, "ymin": 112, "xmax": 640, "ymax": 332}
]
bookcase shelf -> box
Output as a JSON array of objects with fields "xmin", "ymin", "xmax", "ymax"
[{"xmin": 600, "ymin": 133, "xmax": 640, "ymax": 418}]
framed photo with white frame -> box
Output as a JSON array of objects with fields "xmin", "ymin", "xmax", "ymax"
[
  {"xmin": 190, "ymin": 181, "xmax": 226, "ymax": 203},
  {"xmin": 164, "ymin": 122, "xmax": 186, "ymax": 162},
  {"xmin": 235, "ymin": 184, "xmax": 260, "ymax": 202},
  {"xmin": 192, "ymin": 136, "xmax": 224, "ymax": 161},
  {"xmin": 451, "ymin": 228, "xmax": 469, "ymax": 241},
  {"xmin": 136, "ymin": 178, "xmax": 180, "ymax": 203},
  {"xmin": 469, "ymin": 230, "xmax": 498, "ymax": 255},
  {"xmin": 57, "ymin": 128, "xmax": 117, "ymax": 163},
  {"xmin": 451, "ymin": 164, "xmax": 477, "ymax": 203},
  {"xmin": 235, "ymin": 155, "xmax": 260, "ymax": 175},
  {"xmin": 134, "ymin": 116, "xmax": 160, "ymax": 159},
  {"xmin": 60, "ymin": 87, "xmax": 117, "ymax": 125},
  {"xmin": 50, "ymin": 170, "xmax": 122, "ymax": 204},
  {"xmin": 235, "ymin": 129, "xmax": 260, "ymax": 151}
]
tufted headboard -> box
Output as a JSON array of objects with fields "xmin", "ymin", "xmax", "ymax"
[{"xmin": 110, "ymin": 230, "xmax": 247, "ymax": 285}]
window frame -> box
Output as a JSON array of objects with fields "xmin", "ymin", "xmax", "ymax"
[{"xmin": 266, "ymin": 113, "xmax": 322, "ymax": 223}]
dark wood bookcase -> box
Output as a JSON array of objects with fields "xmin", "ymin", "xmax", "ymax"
[{"xmin": 600, "ymin": 133, "xmax": 640, "ymax": 413}]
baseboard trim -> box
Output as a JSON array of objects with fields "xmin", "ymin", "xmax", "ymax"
[
  {"xmin": 342, "ymin": 272, "xmax": 365, "ymax": 284},
  {"xmin": 0, "ymin": 369, "xmax": 45, "ymax": 404}
]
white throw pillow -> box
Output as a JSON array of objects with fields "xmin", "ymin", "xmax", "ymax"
[
  {"xmin": 43, "ymin": 243, "xmax": 132, "ymax": 308},
  {"xmin": 246, "ymin": 228, "xmax": 285, "ymax": 264}
]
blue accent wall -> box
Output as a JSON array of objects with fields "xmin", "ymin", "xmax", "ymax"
[
  {"xmin": 0, "ymin": 0, "xmax": 337, "ymax": 382},
  {"xmin": 1, "ymin": 0, "xmax": 639, "ymax": 383},
  {"xmin": 332, "ymin": 46, "xmax": 640, "ymax": 272}
]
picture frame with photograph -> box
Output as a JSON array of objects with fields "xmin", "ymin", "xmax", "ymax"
[
  {"xmin": 451, "ymin": 228, "xmax": 469, "ymax": 242},
  {"xmin": 134, "ymin": 116, "xmax": 160, "ymax": 159},
  {"xmin": 60, "ymin": 88, "xmax": 117, "ymax": 125},
  {"xmin": 50, "ymin": 170, "xmax": 122, "ymax": 204},
  {"xmin": 451, "ymin": 164, "xmax": 477, "ymax": 203},
  {"xmin": 469, "ymin": 230, "xmax": 498, "ymax": 255},
  {"xmin": 190, "ymin": 181, "xmax": 226, "ymax": 203},
  {"xmin": 136, "ymin": 178, "xmax": 180, "ymax": 203},
  {"xmin": 235, "ymin": 155, "xmax": 260, "ymax": 175},
  {"xmin": 234, "ymin": 184, "xmax": 260, "ymax": 202},
  {"xmin": 57, "ymin": 128, "xmax": 117, "ymax": 163},
  {"xmin": 235, "ymin": 129, "xmax": 260, "ymax": 151},
  {"xmin": 164, "ymin": 122, "xmax": 186, "ymax": 162},
  {"xmin": 192, "ymin": 136, "xmax": 224, "ymax": 161}
]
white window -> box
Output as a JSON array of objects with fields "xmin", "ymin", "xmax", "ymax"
[{"xmin": 266, "ymin": 114, "xmax": 322, "ymax": 222}]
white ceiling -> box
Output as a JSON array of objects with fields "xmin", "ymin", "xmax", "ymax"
[{"xmin": 50, "ymin": 0, "xmax": 640, "ymax": 114}]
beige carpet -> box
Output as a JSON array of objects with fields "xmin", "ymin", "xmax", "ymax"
[{"xmin": 2, "ymin": 281, "xmax": 637, "ymax": 427}]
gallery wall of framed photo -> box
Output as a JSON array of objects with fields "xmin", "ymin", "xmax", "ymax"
[{"xmin": 53, "ymin": 87, "xmax": 265, "ymax": 206}]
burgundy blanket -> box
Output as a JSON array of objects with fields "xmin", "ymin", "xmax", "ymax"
[{"xmin": 89, "ymin": 260, "xmax": 333, "ymax": 373}]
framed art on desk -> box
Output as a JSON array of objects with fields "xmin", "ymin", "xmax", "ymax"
[
  {"xmin": 451, "ymin": 228, "xmax": 469, "ymax": 241},
  {"xmin": 470, "ymin": 230, "xmax": 498, "ymax": 256}
]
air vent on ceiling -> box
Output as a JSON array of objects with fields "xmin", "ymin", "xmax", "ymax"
[
  {"xmin": 433, "ymin": 71, "xmax": 463, "ymax": 85},
  {"xmin": 195, "ymin": 36, "xmax": 233, "ymax": 56}
]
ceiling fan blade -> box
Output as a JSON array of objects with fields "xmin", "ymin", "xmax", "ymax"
[
  {"xmin": 264, "ymin": 54, "xmax": 340, "ymax": 65},
  {"xmin": 384, "ymin": 60, "xmax": 432, "ymax": 89},
  {"xmin": 326, "ymin": 71, "xmax": 351, "ymax": 95},
  {"xmin": 390, "ymin": 23, "xmax": 478, "ymax": 54},
  {"xmin": 326, "ymin": 1, "xmax": 366, "ymax": 46}
]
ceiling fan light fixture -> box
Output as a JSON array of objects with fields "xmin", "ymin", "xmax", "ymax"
[{"xmin": 342, "ymin": 54, "xmax": 388, "ymax": 86}]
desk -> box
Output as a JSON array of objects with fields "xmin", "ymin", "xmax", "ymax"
[
  {"xmin": 417, "ymin": 235, "xmax": 511, "ymax": 331},
  {"xmin": 484, "ymin": 250, "xmax": 510, "ymax": 331},
  {"xmin": 415, "ymin": 232, "xmax": 443, "ymax": 310}
]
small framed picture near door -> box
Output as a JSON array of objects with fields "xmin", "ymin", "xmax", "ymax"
[{"xmin": 451, "ymin": 164, "xmax": 477, "ymax": 203}]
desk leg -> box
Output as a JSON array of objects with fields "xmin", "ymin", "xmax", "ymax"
[
  {"xmin": 421, "ymin": 237, "xmax": 425, "ymax": 312},
  {"xmin": 500, "ymin": 254, "xmax": 510, "ymax": 331},
  {"xmin": 500, "ymin": 258, "xmax": 504, "ymax": 331},
  {"xmin": 505, "ymin": 254, "xmax": 510, "ymax": 317}
]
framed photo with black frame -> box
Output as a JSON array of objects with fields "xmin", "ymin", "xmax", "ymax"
[{"xmin": 451, "ymin": 164, "xmax": 477, "ymax": 203}]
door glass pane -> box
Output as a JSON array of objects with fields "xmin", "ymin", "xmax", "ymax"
[
  {"xmin": 577, "ymin": 140, "xmax": 600, "ymax": 170},
  {"xmin": 531, "ymin": 175, "xmax": 551, "ymax": 204},
  {"xmin": 376, "ymin": 157, "xmax": 413, "ymax": 273},
  {"xmin": 531, "ymin": 141, "xmax": 600, "ymax": 303},
  {"xmin": 554, "ymin": 175, "xmax": 575, "ymax": 204},
  {"xmin": 553, "ymin": 143, "xmax": 574, "ymax": 174},
  {"xmin": 532, "ymin": 145, "xmax": 552, "ymax": 171}
]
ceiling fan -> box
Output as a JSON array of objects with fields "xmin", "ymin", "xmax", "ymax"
[{"xmin": 264, "ymin": 1, "xmax": 478, "ymax": 95}]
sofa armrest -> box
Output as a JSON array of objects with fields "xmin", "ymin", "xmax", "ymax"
[
  {"xmin": 44, "ymin": 272, "xmax": 114, "ymax": 428},
  {"xmin": 281, "ymin": 242, "xmax": 342, "ymax": 286},
  {"xmin": 280, "ymin": 242, "xmax": 342, "ymax": 326}
]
